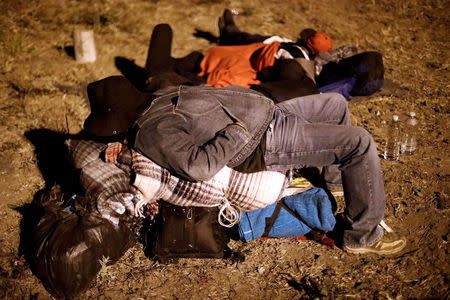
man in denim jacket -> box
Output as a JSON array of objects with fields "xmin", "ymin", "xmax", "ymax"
[
  {"xmin": 133, "ymin": 85, "xmax": 273, "ymax": 181},
  {"xmin": 132, "ymin": 84, "xmax": 406, "ymax": 255}
]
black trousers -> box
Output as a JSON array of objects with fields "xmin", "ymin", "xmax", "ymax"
[{"xmin": 144, "ymin": 24, "xmax": 205, "ymax": 91}]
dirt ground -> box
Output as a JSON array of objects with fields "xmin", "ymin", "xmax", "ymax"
[{"xmin": 0, "ymin": 0, "xmax": 449, "ymax": 299}]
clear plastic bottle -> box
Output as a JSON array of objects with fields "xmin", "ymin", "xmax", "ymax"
[
  {"xmin": 401, "ymin": 112, "xmax": 418, "ymax": 155},
  {"xmin": 383, "ymin": 115, "xmax": 400, "ymax": 160}
]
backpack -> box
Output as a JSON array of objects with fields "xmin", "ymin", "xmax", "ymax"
[
  {"xmin": 145, "ymin": 201, "xmax": 233, "ymax": 263},
  {"xmin": 317, "ymin": 51, "xmax": 384, "ymax": 97},
  {"xmin": 346, "ymin": 51, "xmax": 384, "ymax": 96},
  {"xmin": 318, "ymin": 77, "xmax": 356, "ymax": 100}
]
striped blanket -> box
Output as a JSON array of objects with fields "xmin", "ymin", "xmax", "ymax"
[
  {"xmin": 66, "ymin": 139, "xmax": 141, "ymax": 226},
  {"xmin": 67, "ymin": 139, "xmax": 292, "ymax": 226},
  {"xmin": 129, "ymin": 147, "xmax": 290, "ymax": 212}
]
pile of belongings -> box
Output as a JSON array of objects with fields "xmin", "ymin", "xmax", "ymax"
[{"xmin": 26, "ymin": 137, "xmax": 336, "ymax": 298}]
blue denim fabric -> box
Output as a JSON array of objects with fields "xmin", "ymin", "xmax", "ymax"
[
  {"xmin": 238, "ymin": 188, "xmax": 335, "ymax": 241},
  {"xmin": 264, "ymin": 93, "xmax": 384, "ymax": 247},
  {"xmin": 318, "ymin": 78, "xmax": 356, "ymax": 99}
]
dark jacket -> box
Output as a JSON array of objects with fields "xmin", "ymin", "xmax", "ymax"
[{"xmin": 133, "ymin": 85, "xmax": 275, "ymax": 181}]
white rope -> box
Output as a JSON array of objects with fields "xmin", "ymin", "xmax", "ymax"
[
  {"xmin": 134, "ymin": 190, "xmax": 150, "ymax": 218},
  {"xmin": 134, "ymin": 198, "xmax": 147, "ymax": 218},
  {"xmin": 218, "ymin": 198, "xmax": 240, "ymax": 228}
]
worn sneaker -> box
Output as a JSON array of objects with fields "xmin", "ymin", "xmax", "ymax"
[
  {"xmin": 343, "ymin": 221, "xmax": 406, "ymax": 255},
  {"xmin": 326, "ymin": 183, "xmax": 344, "ymax": 197},
  {"xmin": 330, "ymin": 189, "xmax": 344, "ymax": 197}
]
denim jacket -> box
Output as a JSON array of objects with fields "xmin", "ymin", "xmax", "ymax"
[{"xmin": 133, "ymin": 85, "xmax": 275, "ymax": 181}]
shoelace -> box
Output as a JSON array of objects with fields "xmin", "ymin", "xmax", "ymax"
[{"xmin": 379, "ymin": 220, "xmax": 394, "ymax": 233}]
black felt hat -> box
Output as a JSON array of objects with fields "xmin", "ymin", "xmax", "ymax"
[{"xmin": 83, "ymin": 75, "xmax": 155, "ymax": 137}]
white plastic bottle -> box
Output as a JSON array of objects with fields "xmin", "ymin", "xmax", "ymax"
[
  {"xmin": 401, "ymin": 112, "xmax": 418, "ymax": 155},
  {"xmin": 383, "ymin": 115, "xmax": 400, "ymax": 160}
]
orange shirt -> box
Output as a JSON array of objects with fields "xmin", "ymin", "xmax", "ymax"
[{"xmin": 198, "ymin": 42, "xmax": 280, "ymax": 88}]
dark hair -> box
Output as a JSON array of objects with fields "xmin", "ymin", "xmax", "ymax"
[{"xmin": 299, "ymin": 28, "xmax": 317, "ymax": 41}]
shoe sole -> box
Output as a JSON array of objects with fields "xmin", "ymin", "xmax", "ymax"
[
  {"xmin": 331, "ymin": 190, "xmax": 344, "ymax": 197},
  {"xmin": 343, "ymin": 239, "xmax": 406, "ymax": 255}
]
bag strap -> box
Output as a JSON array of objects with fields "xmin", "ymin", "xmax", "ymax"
[
  {"xmin": 261, "ymin": 202, "xmax": 283, "ymax": 238},
  {"xmin": 262, "ymin": 199, "xmax": 308, "ymax": 238}
]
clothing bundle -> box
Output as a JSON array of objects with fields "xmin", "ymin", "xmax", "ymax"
[
  {"xmin": 65, "ymin": 139, "xmax": 136, "ymax": 226},
  {"xmin": 66, "ymin": 139, "xmax": 294, "ymax": 227},
  {"xmin": 130, "ymin": 146, "xmax": 290, "ymax": 211},
  {"xmin": 238, "ymin": 188, "xmax": 335, "ymax": 241}
]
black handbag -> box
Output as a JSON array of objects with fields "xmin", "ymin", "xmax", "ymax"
[{"xmin": 148, "ymin": 201, "xmax": 232, "ymax": 263}]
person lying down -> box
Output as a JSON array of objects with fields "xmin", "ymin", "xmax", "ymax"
[{"xmin": 66, "ymin": 139, "xmax": 308, "ymax": 228}]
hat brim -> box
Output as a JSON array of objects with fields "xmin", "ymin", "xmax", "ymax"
[{"xmin": 83, "ymin": 111, "xmax": 134, "ymax": 137}]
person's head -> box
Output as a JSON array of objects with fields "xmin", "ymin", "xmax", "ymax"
[
  {"xmin": 299, "ymin": 28, "xmax": 317, "ymax": 41},
  {"xmin": 306, "ymin": 31, "xmax": 333, "ymax": 54},
  {"xmin": 83, "ymin": 75, "xmax": 155, "ymax": 138}
]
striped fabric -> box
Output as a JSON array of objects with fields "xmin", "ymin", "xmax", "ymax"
[
  {"xmin": 66, "ymin": 139, "xmax": 139, "ymax": 226},
  {"xmin": 131, "ymin": 149, "xmax": 290, "ymax": 211},
  {"xmin": 67, "ymin": 139, "xmax": 292, "ymax": 228},
  {"xmin": 104, "ymin": 142, "xmax": 123, "ymax": 163},
  {"xmin": 66, "ymin": 138, "xmax": 106, "ymax": 169}
]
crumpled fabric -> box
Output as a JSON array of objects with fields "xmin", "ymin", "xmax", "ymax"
[
  {"xmin": 198, "ymin": 42, "xmax": 280, "ymax": 88},
  {"xmin": 65, "ymin": 139, "xmax": 149, "ymax": 227},
  {"xmin": 314, "ymin": 45, "xmax": 358, "ymax": 76}
]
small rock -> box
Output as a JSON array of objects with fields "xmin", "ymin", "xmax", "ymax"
[{"xmin": 236, "ymin": 263, "xmax": 245, "ymax": 271}]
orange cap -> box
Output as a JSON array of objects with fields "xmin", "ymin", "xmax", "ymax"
[{"xmin": 307, "ymin": 32, "xmax": 332, "ymax": 54}]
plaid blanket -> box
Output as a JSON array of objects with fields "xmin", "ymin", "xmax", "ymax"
[
  {"xmin": 128, "ymin": 145, "xmax": 290, "ymax": 212},
  {"xmin": 67, "ymin": 139, "xmax": 291, "ymax": 226},
  {"xmin": 66, "ymin": 139, "xmax": 139, "ymax": 226}
]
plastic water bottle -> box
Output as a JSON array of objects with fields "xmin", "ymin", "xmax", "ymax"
[
  {"xmin": 383, "ymin": 115, "xmax": 400, "ymax": 160},
  {"xmin": 401, "ymin": 112, "xmax": 418, "ymax": 155}
]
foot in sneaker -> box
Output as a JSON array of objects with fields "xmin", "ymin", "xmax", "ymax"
[
  {"xmin": 223, "ymin": 9, "xmax": 237, "ymax": 28},
  {"xmin": 219, "ymin": 9, "xmax": 239, "ymax": 34},
  {"xmin": 325, "ymin": 183, "xmax": 344, "ymax": 197},
  {"xmin": 344, "ymin": 221, "xmax": 406, "ymax": 255},
  {"xmin": 330, "ymin": 189, "xmax": 344, "ymax": 197}
]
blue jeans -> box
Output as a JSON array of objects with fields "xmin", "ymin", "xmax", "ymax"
[{"xmin": 264, "ymin": 93, "xmax": 384, "ymax": 247}]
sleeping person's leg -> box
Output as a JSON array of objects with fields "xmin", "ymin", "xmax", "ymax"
[{"xmin": 218, "ymin": 9, "xmax": 269, "ymax": 45}]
